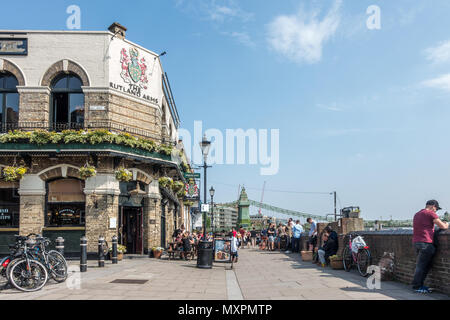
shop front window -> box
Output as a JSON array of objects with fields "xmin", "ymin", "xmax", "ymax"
[
  {"xmin": 46, "ymin": 179, "xmax": 85, "ymax": 227},
  {"xmin": 0, "ymin": 187, "xmax": 20, "ymax": 228},
  {"xmin": 0, "ymin": 73, "xmax": 19, "ymax": 132},
  {"xmin": 50, "ymin": 74, "xmax": 84, "ymax": 131}
]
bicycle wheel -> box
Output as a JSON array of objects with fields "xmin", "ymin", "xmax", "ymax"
[
  {"xmin": 47, "ymin": 251, "xmax": 68, "ymax": 283},
  {"xmin": 5, "ymin": 257, "xmax": 21, "ymax": 284},
  {"xmin": 8, "ymin": 259, "xmax": 48, "ymax": 292},
  {"xmin": 342, "ymin": 247, "xmax": 352, "ymax": 272},
  {"xmin": 357, "ymin": 249, "xmax": 372, "ymax": 277}
]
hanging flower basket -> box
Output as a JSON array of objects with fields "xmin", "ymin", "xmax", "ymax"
[
  {"xmin": 2, "ymin": 166, "xmax": 27, "ymax": 182},
  {"xmin": 79, "ymin": 165, "xmax": 97, "ymax": 180},
  {"xmin": 158, "ymin": 177, "xmax": 173, "ymax": 189},
  {"xmin": 115, "ymin": 167, "xmax": 133, "ymax": 182}
]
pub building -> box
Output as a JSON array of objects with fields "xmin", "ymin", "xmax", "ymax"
[{"xmin": 0, "ymin": 23, "xmax": 193, "ymax": 256}]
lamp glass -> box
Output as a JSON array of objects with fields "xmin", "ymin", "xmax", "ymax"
[{"xmin": 209, "ymin": 187, "xmax": 215, "ymax": 197}]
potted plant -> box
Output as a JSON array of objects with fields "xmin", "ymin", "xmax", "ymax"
[
  {"xmin": 109, "ymin": 245, "xmax": 127, "ymax": 261},
  {"xmin": 2, "ymin": 166, "xmax": 27, "ymax": 182},
  {"xmin": 152, "ymin": 247, "xmax": 164, "ymax": 259},
  {"xmin": 115, "ymin": 167, "xmax": 133, "ymax": 182},
  {"xmin": 79, "ymin": 164, "xmax": 97, "ymax": 180},
  {"xmin": 329, "ymin": 255, "xmax": 344, "ymax": 270}
]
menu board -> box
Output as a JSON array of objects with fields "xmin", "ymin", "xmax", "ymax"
[{"xmin": 214, "ymin": 239, "xmax": 231, "ymax": 263}]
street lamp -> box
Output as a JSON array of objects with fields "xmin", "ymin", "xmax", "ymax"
[
  {"xmin": 210, "ymin": 186, "xmax": 215, "ymax": 235},
  {"xmin": 199, "ymin": 134, "xmax": 212, "ymax": 240}
]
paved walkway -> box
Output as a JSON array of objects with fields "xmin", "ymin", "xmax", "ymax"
[{"xmin": 0, "ymin": 249, "xmax": 448, "ymax": 300}]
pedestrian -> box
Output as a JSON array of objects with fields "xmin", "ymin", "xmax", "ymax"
[
  {"xmin": 230, "ymin": 232, "xmax": 239, "ymax": 263},
  {"xmin": 250, "ymin": 228, "xmax": 257, "ymax": 248},
  {"xmin": 307, "ymin": 218, "xmax": 318, "ymax": 252},
  {"xmin": 245, "ymin": 231, "xmax": 252, "ymax": 249},
  {"xmin": 412, "ymin": 200, "xmax": 448, "ymax": 293},
  {"xmin": 267, "ymin": 223, "xmax": 276, "ymax": 251},
  {"xmin": 260, "ymin": 227, "xmax": 268, "ymax": 250},
  {"xmin": 292, "ymin": 220, "xmax": 303, "ymax": 253},
  {"xmin": 284, "ymin": 218, "xmax": 293, "ymax": 253},
  {"xmin": 276, "ymin": 223, "xmax": 285, "ymax": 250}
]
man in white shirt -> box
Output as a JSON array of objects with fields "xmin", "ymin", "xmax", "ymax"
[{"xmin": 230, "ymin": 233, "xmax": 239, "ymax": 263}]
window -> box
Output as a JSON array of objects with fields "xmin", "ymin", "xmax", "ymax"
[
  {"xmin": 51, "ymin": 74, "xmax": 84, "ymax": 131},
  {"xmin": 0, "ymin": 73, "xmax": 19, "ymax": 132},
  {"xmin": 46, "ymin": 179, "xmax": 85, "ymax": 227},
  {"xmin": 0, "ymin": 187, "xmax": 20, "ymax": 228}
]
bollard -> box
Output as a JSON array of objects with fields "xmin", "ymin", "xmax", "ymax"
[
  {"xmin": 55, "ymin": 237, "xmax": 65, "ymax": 256},
  {"xmin": 98, "ymin": 236, "xmax": 105, "ymax": 268},
  {"xmin": 111, "ymin": 236, "xmax": 118, "ymax": 264},
  {"xmin": 80, "ymin": 236, "xmax": 87, "ymax": 272}
]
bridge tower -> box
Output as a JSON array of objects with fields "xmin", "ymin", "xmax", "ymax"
[{"xmin": 238, "ymin": 187, "xmax": 251, "ymax": 228}]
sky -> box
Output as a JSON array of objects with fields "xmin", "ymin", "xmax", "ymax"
[{"xmin": 2, "ymin": 0, "xmax": 450, "ymax": 221}]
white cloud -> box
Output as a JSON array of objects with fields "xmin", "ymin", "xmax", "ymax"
[
  {"xmin": 266, "ymin": 0, "xmax": 342, "ymax": 64},
  {"xmin": 175, "ymin": 0, "xmax": 253, "ymax": 23},
  {"xmin": 222, "ymin": 31, "xmax": 255, "ymax": 47},
  {"xmin": 317, "ymin": 103, "xmax": 343, "ymax": 112},
  {"xmin": 422, "ymin": 74, "xmax": 450, "ymax": 91},
  {"xmin": 425, "ymin": 40, "xmax": 450, "ymax": 64}
]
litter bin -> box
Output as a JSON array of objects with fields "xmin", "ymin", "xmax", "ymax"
[{"xmin": 197, "ymin": 240, "xmax": 213, "ymax": 269}]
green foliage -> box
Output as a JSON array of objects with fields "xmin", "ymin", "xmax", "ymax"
[
  {"xmin": 115, "ymin": 167, "xmax": 133, "ymax": 182},
  {"xmin": 158, "ymin": 177, "xmax": 173, "ymax": 189},
  {"xmin": 0, "ymin": 129, "xmax": 167, "ymax": 156},
  {"xmin": 79, "ymin": 165, "xmax": 97, "ymax": 180},
  {"xmin": 2, "ymin": 166, "xmax": 27, "ymax": 182}
]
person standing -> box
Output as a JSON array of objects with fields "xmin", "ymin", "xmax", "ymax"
[
  {"xmin": 267, "ymin": 223, "xmax": 276, "ymax": 251},
  {"xmin": 230, "ymin": 232, "xmax": 239, "ymax": 263},
  {"xmin": 412, "ymin": 200, "xmax": 448, "ymax": 293},
  {"xmin": 292, "ymin": 220, "xmax": 304, "ymax": 253},
  {"xmin": 285, "ymin": 218, "xmax": 293, "ymax": 253},
  {"xmin": 250, "ymin": 228, "xmax": 257, "ymax": 248},
  {"xmin": 307, "ymin": 218, "xmax": 317, "ymax": 251}
]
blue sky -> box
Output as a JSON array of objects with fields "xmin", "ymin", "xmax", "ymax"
[{"xmin": 2, "ymin": 0, "xmax": 450, "ymax": 220}]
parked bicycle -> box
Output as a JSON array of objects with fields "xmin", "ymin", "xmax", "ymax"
[
  {"xmin": 1, "ymin": 233, "xmax": 68, "ymax": 292},
  {"xmin": 6, "ymin": 236, "xmax": 49, "ymax": 292},
  {"xmin": 28, "ymin": 234, "xmax": 68, "ymax": 283},
  {"xmin": 342, "ymin": 233, "xmax": 372, "ymax": 277}
]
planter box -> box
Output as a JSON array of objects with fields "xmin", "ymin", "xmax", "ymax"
[
  {"xmin": 330, "ymin": 259, "xmax": 344, "ymax": 270},
  {"xmin": 301, "ymin": 251, "xmax": 313, "ymax": 261},
  {"xmin": 153, "ymin": 250, "xmax": 163, "ymax": 259}
]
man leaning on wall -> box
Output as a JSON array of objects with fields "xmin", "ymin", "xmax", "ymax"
[{"xmin": 412, "ymin": 200, "xmax": 448, "ymax": 294}]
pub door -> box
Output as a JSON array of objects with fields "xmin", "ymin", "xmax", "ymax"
[{"xmin": 119, "ymin": 207, "xmax": 143, "ymax": 254}]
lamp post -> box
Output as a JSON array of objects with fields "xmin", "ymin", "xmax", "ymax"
[
  {"xmin": 210, "ymin": 186, "xmax": 215, "ymax": 235},
  {"xmin": 197, "ymin": 134, "xmax": 213, "ymax": 269},
  {"xmin": 199, "ymin": 134, "xmax": 212, "ymax": 240}
]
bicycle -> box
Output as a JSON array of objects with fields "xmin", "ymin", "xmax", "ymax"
[
  {"xmin": 30, "ymin": 235, "xmax": 68, "ymax": 283},
  {"xmin": 7, "ymin": 237, "xmax": 48, "ymax": 292},
  {"xmin": 342, "ymin": 233, "xmax": 372, "ymax": 277}
]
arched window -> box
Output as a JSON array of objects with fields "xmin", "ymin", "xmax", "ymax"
[
  {"xmin": 0, "ymin": 72, "xmax": 19, "ymax": 132},
  {"xmin": 50, "ymin": 74, "xmax": 84, "ymax": 131}
]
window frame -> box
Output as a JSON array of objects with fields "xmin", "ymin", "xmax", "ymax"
[
  {"xmin": 0, "ymin": 72, "xmax": 19, "ymax": 129},
  {"xmin": 50, "ymin": 73, "xmax": 85, "ymax": 130}
]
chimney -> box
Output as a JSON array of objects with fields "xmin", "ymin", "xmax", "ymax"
[{"xmin": 108, "ymin": 22, "xmax": 127, "ymax": 40}]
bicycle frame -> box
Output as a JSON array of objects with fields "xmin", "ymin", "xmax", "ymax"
[{"xmin": 347, "ymin": 234, "xmax": 370, "ymax": 264}]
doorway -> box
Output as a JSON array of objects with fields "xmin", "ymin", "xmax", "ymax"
[{"xmin": 119, "ymin": 207, "xmax": 143, "ymax": 254}]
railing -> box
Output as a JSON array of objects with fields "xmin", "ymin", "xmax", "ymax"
[{"xmin": 0, "ymin": 121, "xmax": 177, "ymax": 146}]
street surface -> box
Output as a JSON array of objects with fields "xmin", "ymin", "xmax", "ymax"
[{"xmin": 0, "ymin": 249, "xmax": 448, "ymax": 300}]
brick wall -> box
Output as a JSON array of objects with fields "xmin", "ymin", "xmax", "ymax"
[{"xmin": 358, "ymin": 230, "xmax": 450, "ymax": 295}]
